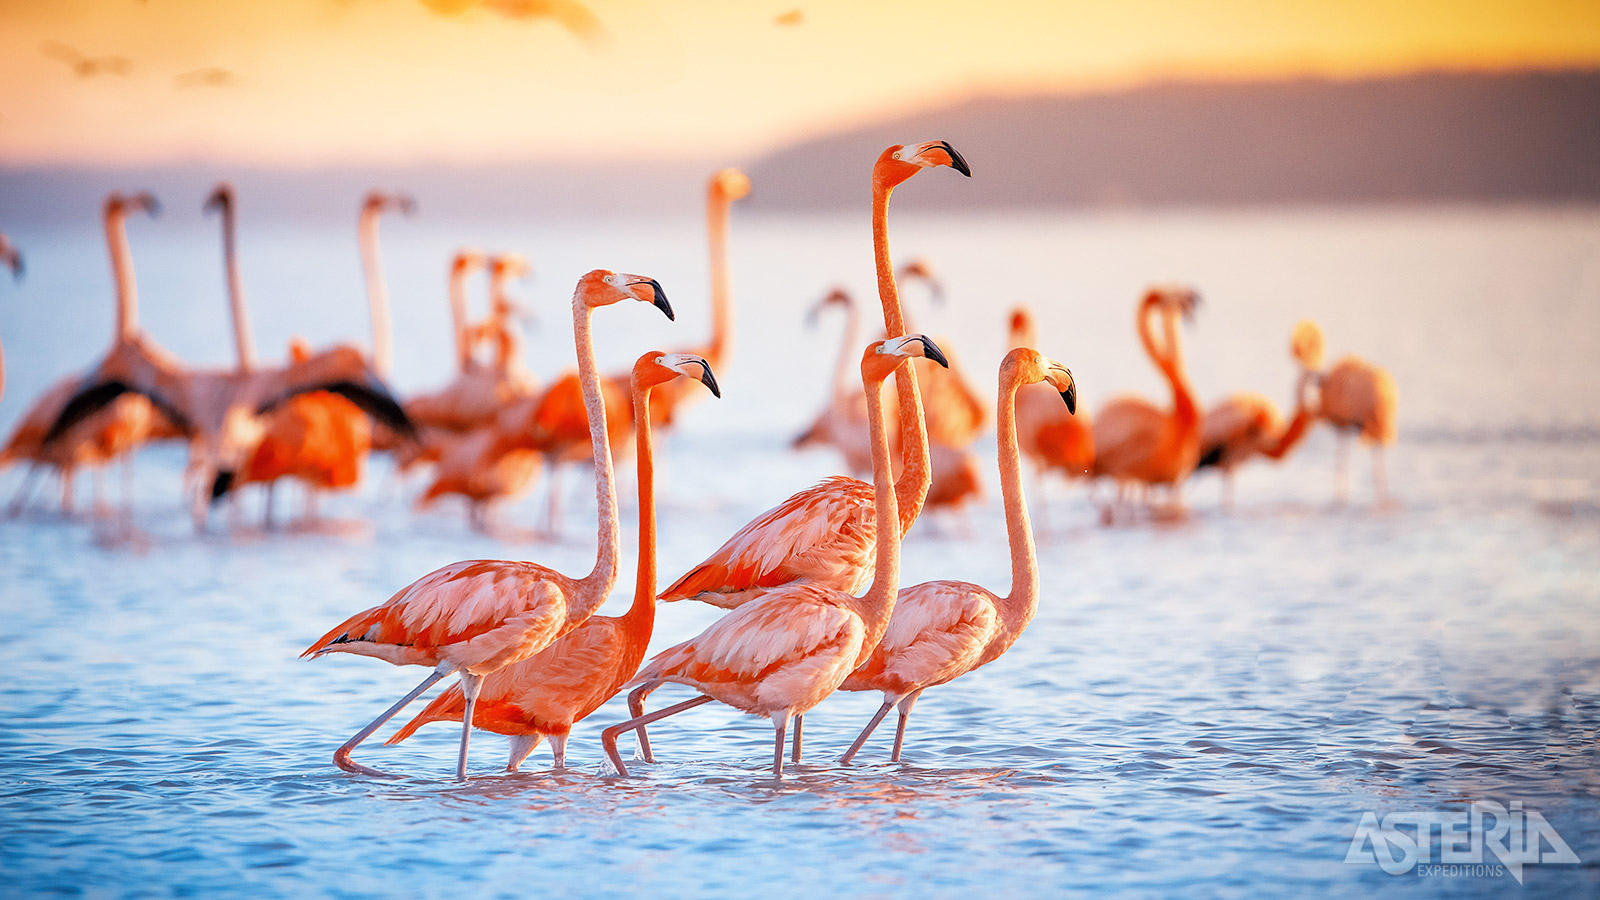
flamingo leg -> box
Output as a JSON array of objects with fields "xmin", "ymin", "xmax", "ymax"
[
  {"xmin": 120, "ymin": 454, "xmax": 135, "ymax": 533},
  {"xmin": 627, "ymin": 682, "xmax": 659, "ymax": 763},
  {"xmin": 1373, "ymin": 445, "xmax": 1389, "ymax": 504},
  {"xmin": 1335, "ymin": 430, "xmax": 1351, "ymax": 506},
  {"xmin": 334, "ymin": 669, "xmax": 448, "ymax": 778},
  {"xmin": 791, "ymin": 715, "xmax": 803, "ymax": 764},
  {"xmin": 1221, "ymin": 471, "xmax": 1235, "ymax": 513},
  {"xmin": 889, "ymin": 691, "xmax": 922, "ymax": 762},
  {"xmin": 543, "ymin": 459, "xmax": 563, "ymax": 535},
  {"xmin": 7, "ymin": 463, "xmax": 43, "ymax": 516},
  {"xmin": 549, "ymin": 733, "xmax": 567, "ymax": 770},
  {"xmin": 839, "ymin": 699, "xmax": 896, "ymax": 764},
  {"xmin": 455, "ymin": 671, "xmax": 483, "ymax": 781},
  {"xmin": 601, "ymin": 694, "xmax": 713, "ymax": 776},
  {"xmin": 92, "ymin": 465, "xmax": 108, "ymax": 517},
  {"xmin": 60, "ymin": 464, "xmax": 75, "ymax": 515},
  {"xmin": 264, "ymin": 482, "xmax": 276, "ymax": 530},
  {"xmin": 506, "ymin": 734, "xmax": 542, "ymax": 772},
  {"xmin": 771, "ymin": 710, "xmax": 790, "ymax": 778}
]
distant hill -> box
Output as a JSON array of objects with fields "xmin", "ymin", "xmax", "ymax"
[{"xmin": 744, "ymin": 69, "xmax": 1600, "ymax": 209}]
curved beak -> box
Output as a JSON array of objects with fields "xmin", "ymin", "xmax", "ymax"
[
  {"xmin": 210, "ymin": 470, "xmax": 235, "ymax": 502},
  {"xmin": 627, "ymin": 276, "xmax": 673, "ymax": 320},
  {"xmin": 910, "ymin": 335, "xmax": 949, "ymax": 368},
  {"xmin": 203, "ymin": 187, "xmax": 229, "ymax": 215},
  {"xmin": 913, "ymin": 140, "xmax": 971, "ymax": 177},
  {"xmin": 695, "ymin": 360, "xmax": 721, "ymax": 398},
  {"xmin": 134, "ymin": 193, "xmax": 162, "ymax": 217}
]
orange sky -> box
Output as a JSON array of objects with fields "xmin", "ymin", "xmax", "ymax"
[{"xmin": 1, "ymin": 0, "xmax": 1597, "ymax": 166}]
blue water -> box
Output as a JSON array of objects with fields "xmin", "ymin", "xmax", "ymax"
[{"xmin": 2, "ymin": 204, "xmax": 1599, "ymax": 897}]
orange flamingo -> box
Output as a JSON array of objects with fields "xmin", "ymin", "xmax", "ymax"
[
  {"xmin": 301, "ymin": 270, "xmax": 673, "ymax": 780},
  {"xmin": 660, "ymin": 140, "xmax": 969, "ymax": 612},
  {"xmin": 387, "ymin": 351, "xmax": 719, "ymax": 770},
  {"xmin": 1195, "ymin": 322, "xmax": 1321, "ymax": 510},
  {"xmin": 646, "ymin": 168, "xmax": 749, "ymax": 428},
  {"xmin": 840, "ymin": 347, "xmax": 1075, "ymax": 763},
  {"xmin": 3, "ymin": 194, "xmax": 179, "ymax": 518},
  {"xmin": 1089, "ymin": 285, "xmax": 1202, "ymax": 523},
  {"xmin": 1007, "ymin": 306, "xmax": 1093, "ymax": 525},
  {"xmin": 0, "ymin": 232, "xmax": 22, "ymax": 402},
  {"xmin": 601, "ymin": 335, "xmax": 944, "ymax": 779},
  {"xmin": 1296, "ymin": 319, "xmax": 1397, "ymax": 504}
]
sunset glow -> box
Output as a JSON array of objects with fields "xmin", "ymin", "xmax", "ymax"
[{"xmin": 1, "ymin": 0, "xmax": 1598, "ymax": 165}]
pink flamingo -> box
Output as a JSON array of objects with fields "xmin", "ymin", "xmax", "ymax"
[
  {"xmin": 1294, "ymin": 319, "xmax": 1398, "ymax": 504},
  {"xmin": 386, "ymin": 351, "xmax": 719, "ymax": 770},
  {"xmin": 839, "ymin": 348, "xmax": 1075, "ymax": 762},
  {"xmin": 600, "ymin": 335, "xmax": 945, "ymax": 779},
  {"xmin": 301, "ymin": 270, "xmax": 673, "ymax": 780}
]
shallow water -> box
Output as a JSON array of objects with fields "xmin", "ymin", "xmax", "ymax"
[{"xmin": 2, "ymin": 205, "xmax": 1599, "ymax": 897}]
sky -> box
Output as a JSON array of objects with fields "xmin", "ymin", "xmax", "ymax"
[{"xmin": 1, "ymin": 0, "xmax": 1598, "ymax": 167}]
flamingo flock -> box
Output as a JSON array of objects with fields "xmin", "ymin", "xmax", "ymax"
[{"xmin": 0, "ymin": 139, "xmax": 1398, "ymax": 782}]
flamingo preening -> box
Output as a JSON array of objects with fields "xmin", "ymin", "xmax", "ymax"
[
  {"xmin": 840, "ymin": 347, "xmax": 1076, "ymax": 763},
  {"xmin": 602, "ymin": 335, "xmax": 945, "ymax": 779},
  {"xmin": 0, "ymin": 232, "xmax": 24, "ymax": 403},
  {"xmin": 302, "ymin": 270, "xmax": 673, "ymax": 780},
  {"xmin": 1293, "ymin": 319, "xmax": 1397, "ymax": 504},
  {"xmin": 3, "ymin": 194, "xmax": 180, "ymax": 519},
  {"xmin": 1089, "ymin": 285, "xmax": 1202, "ymax": 523},
  {"xmin": 660, "ymin": 140, "xmax": 970, "ymax": 611},
  {"xmin": 388, "ymin": 351, "xmax": 719, "ymax": 771}
]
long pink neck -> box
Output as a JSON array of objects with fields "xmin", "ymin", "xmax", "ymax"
[
  {"xmin": 707, "ymin": 187, "xmax": 733, "ymax": 369},
  {"xmin": 1138, "ymin": 299, "xmax": 1197, "ymax": 427},
  {"xmin": 216, "ymin": 197, "xmax": 256, "ymax": 372},
  {"xmin": 573, "ymin": 292, "xmax": 620, "ymax": 605},
  {"xmin": 106, "ymin": 204, "xmax": 138, "ymax": 345},
  {"xmin": 487, "ymin": 268, "xmax": 516, "ymax": 372},
  {"xmin": 989, "ymin": 364, "xmax": 1039, "ymax": 656},
  {"xmin": 871, "ymin": 173, "xmax": 931, "ymax": 531},
  {"xmin": 1263, "ymin": 370, "xmax": 1317, "ymax": 459},
  {"xmin": 449, "ymin": 263, "xmax": 474, "ymax": 373},
  {"xmin": 623, "ymin": 382, "xmax": 659, "ymax": 639},
  {"xmin": 851, "ymin": 365, "xmax": 903, "ymax": 667},
  {"xmin": 828, "ymin": 297, "xmax": 860, "ymax": 406},
  {"xmin": 359, "ymin": 206, "xmax": 393, "ymax": 377}
]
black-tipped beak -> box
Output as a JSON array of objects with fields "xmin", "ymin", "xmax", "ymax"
[
  {"xmin": 914, "ymin": 336, "xmax": 949, "ymax": 368},
  {"xmin": 696, "ymin": 361, "xmax": 721, "ymax": 398},
  {"xmin": 940, "ymin": 141, "xmax": 972, "ymax": 177},
  {"xmin": 142, "ymin": 195, "xmax": 163, "ymax": 217},
  {"xmin": 210, "ymin": 470, "xmax": 235, "ymax": 502},
  {"xmin": 10, "ymin": 256, "xmax": 22, "ymax": 282},
  {"xmin": 1061, "ymin": 383, "xmax": 1077, "ymax": 415},
  {"xmin": 633, "ymin": 279, "xmax": 672, "ymax": 320}
]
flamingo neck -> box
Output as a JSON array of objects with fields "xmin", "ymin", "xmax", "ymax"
[
  {"xmin": 624, "ymin": 383, "xmax": 659, "ymax": 636},
  {"xmin": 487, "ymin": 271, "xmax": 516, "ymax": 372},
  {"xmin": 707, "ymin": 188, "xmax": 733, "ymax": 369},
  {"xmin": 872, "ymin": 173, "xmax": 931, "ymax": 530},
  {"xmin": 992, "ymin": 366, "xmax": 1039, "ymax": 649},
  {"xmin": 359, "ymin": 207, "xmax": 394, "ymax": 377},
  {"xmin": 852, "ymin": 366, "xmax": 903, "ymax": 667},
  {"xmin": 449, "ymin": 264, "xmax": 473, "ymax": 373},
  {"xmin": 1138, "ymin": 299, "xmax": 1196, "ymax": 428},
  {"xmin": 106, "ymin": 205, "xmax": 138, "ymax": 344},
  {"xmin": 217, "ymin": 200, "xmax": 256, "ymax": 372},
  {"xmin": 573, "ymin": 293, "xmax": 620, "ymax": 603},
  {"xmin": 1264, "ymin": 371, "xmax": 1317, "ymax": 459},
  {"xmin": 828, "ymin": 297, "xmax": 861, "ymax": 407}
]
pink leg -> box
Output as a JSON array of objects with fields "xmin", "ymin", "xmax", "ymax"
[
  {"xmin": 889, "ymin": 691, "xmax": 922, "ymax": 762},
  {"xmin": 771, "ymin": 711, "xmax": 790, "ymax": 779},
  {"xmin": 627, "ymin": 682, "xmax": 661, "ymax": 763},
  {"xmin": 839, "ymin": 699, "xmax": 896, "ymax": 765},
  {"xmin": 549, "ymin": 733, "xmax": 568, "ymax": 770},
  {"xmin": 334, "ymin": 669, "xmax": 448, "ymax": 778},
  {"xmin": 601, "ymin": 694, "xmax": 713, "ymax": 776},
  {"xmin": 790, "ymin": 715, "xmax": 803, "ymax": 764},
  {"xmin": 455, "ymin": 671, "xmax": 483, "ymax": 781}
]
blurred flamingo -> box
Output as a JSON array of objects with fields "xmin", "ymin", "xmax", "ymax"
[
  {"xmin": 301, "ymin": 270, "xmax": 673, "ymax": 780},
  {"xmin": 1294, "ymin": 319, "xmax": 1397, "ymax": 504},
  {"xmin": 840, "ymin": 348, "xmax": 1075, "ymax": 763},
  {"xmin": 1090, "ymin": 285, "xmax": 1202, "ymax": 523},
  {"xmin": 388, "ymin": 351, "xmax": 719, "ymax": 771},
  {"xmin": 1008, "ymin": 306, "xmax": 1094, "ymax": 523},
  {"xmin": 602, "ymin": 335, "xmax": 942, "ymax": 779},
  {"xmin": 791, "ymin": 286, "xmax": 874, "ymax": 473},
  {"xmin": 659, "ymin": 140, "xmax": 969, "ymax": 612}
]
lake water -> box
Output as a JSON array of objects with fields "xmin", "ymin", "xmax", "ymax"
[{"xmin": 2, "ymin": 203, "xmax": 1599, "ymax": 897}]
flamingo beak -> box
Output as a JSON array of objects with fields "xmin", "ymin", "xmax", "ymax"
[
  {"xmin": 627, "ymin": 277, "xmax": 673, "ymax": 320},
  {"xmin": 912, "ymin": 140, "xmax": 971, "ymax": 177},
  {"xmin": 210, "ymin": 470, "xmax": 235, "ymax": 502},
  {"xmin": 1047, "ymin": 363, "xmax": 1077, "ymax": 414},
  {"xmin": 903, "ymin": 334, "xmax": 949, "ymax": 368}
]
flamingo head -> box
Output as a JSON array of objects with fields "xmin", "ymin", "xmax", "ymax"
[
  {"xmin": 203, "ymin": 183, "xmax": 234, "ymax": 215},
  {"xmin": 896, "ymin": 256, "xmax": 945, "ymax": 305},
  {"xmin": 711, "ymin": 168, "xmax": 752, "ymax": 202},
  {"xmin": 1008, "ymin": 306, "xmax": 1037, "ymax": 348},
  {"xmin": 863, "ymin": 333, "xmax": 948, "ymax": 381},
  {"xmin": 1005, "ymin": 347, "xmax": 1077, "ymax": 414},
  {"xmin": 451, "ymin": 247, "xmax": 487, "ymax": 274},
  {"xmin": 0, "ymin": 235, "xmax": 22, "ymax": 282},
  {"xmin": 635, "ymin": 351, "xmax": 720, "ymax": 398},
  {"xmin": 1290, "ymin": 319, "xmax": 1325, "ymax": 371},
  {"xmin": 875, "ymin": 140, "xmax": 971, "ymax": 189},
  {"xmin": 107, "ymin": 191, "xmax": 161, "ymax": 219},
  {"xmin": 491, "ymin": 252, "xmax": 532, "ymax": 281},
  {"xmin": 806, "ymin": 286, "xmax": 853, "ymax": 326},
  {"xmin": 362, "ymin": 191, "xmax": 417, "ymax": 218},
  {"xmin": 1146, "ymin": 284, "xmax": 1201, "ymax": 324},
  {"xmin": 578, "ymin": 269, "xmax": 673, "ymax": 320}
]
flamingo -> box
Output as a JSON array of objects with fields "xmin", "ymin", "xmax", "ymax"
[
  {"xmin": 1195, "ymin": 322, "xmax": 1321, "ymax": 510},
  {"xmin": 645, "ymin": 168, "xmax": 749, "ymax": 428},
  {"xmin": 840, "ymin": 347, "xmax": 1076, "ymax": 763},
  {"xmin": 601, "ymin": 335, "xmax": 945, "ymax": 779},
  {"xmin": 3, "ymin": 194, "xmax": 179, "ymax": 519},
  {"xmin": 659, "ymin": 140, "xmax": 970, "ymax": 611},
  {"xmin": 1008, "ymin": 307, "xmax": 1094, "ymax": 525},
  {"xmin": 791, "ymin": 287, "xmax": 874, "ymax": 475},
  {"xmin": 0, "ymin": 232, "xmax": 22, "ymax": 402},
  {"xmin": 1295, "ymin": 319, "xmax": 1397, "ymax": 504},
  {"xmin": 301, "ymin": 269, "xmax": 673, "ymax": 780},
  {"xmin": 1089, "ymin": 285, "xmax": 1202, "ymax": 523},
  {"xmin": 357, "ymin": 191, "xmax": 417, "ymax": 457},
  {"xmin": 387, "ymin": 351, "xmax": 719, "ymax": 770}
]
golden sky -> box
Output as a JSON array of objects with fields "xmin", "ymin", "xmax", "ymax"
[{"xmin": 1, "ymin": 0, "xmax": 1597, "ymax": 166}]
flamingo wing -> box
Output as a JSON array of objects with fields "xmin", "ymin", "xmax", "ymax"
[
  {"xmin": 845, "ymin": 580, "xmax": 999, "ymax": 693},
  {"xmin": 661, "ymin": 476, "xmax": 876, "ymax": 605}
]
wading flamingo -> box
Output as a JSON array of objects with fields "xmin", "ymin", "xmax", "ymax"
[
  {"xmin": 1195, "ymin": 323, "xmax": 1321, "ymax": 510},
  {"xmin": 387, "ymin": 351, "xmax": 720, "ymax": 770},
  {"xmin": 1295, "ymin": 319, "xmax": 1397, "ymax": 504},
  {"xmin": 840, "ymin": 347, "xmax": 1076, "ymax": 763},
  {"xmin": 301, "ymin": 270, "xmax": 674, "ymax": 780},
  {"xmin": 601, "ymin": 335, "xmax": 944, "ymax": 779},
  {"xmin": 659, "ymin": 140, "xmax": 970, "ymax": 611},
  {"xmin": 0, "ymin": 232, "xmax": 22, "ymax": 402},
  {"xmin": 358, "ymin": 191, "xmax": 416, "ymax": 455},
  {"xmin": 3, "ymin": 194, "xmax": 178, "ymax": 518},
  {"xmin": 1090, "ymin": 285, "xmax": 1202, "ymax": 523}
]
